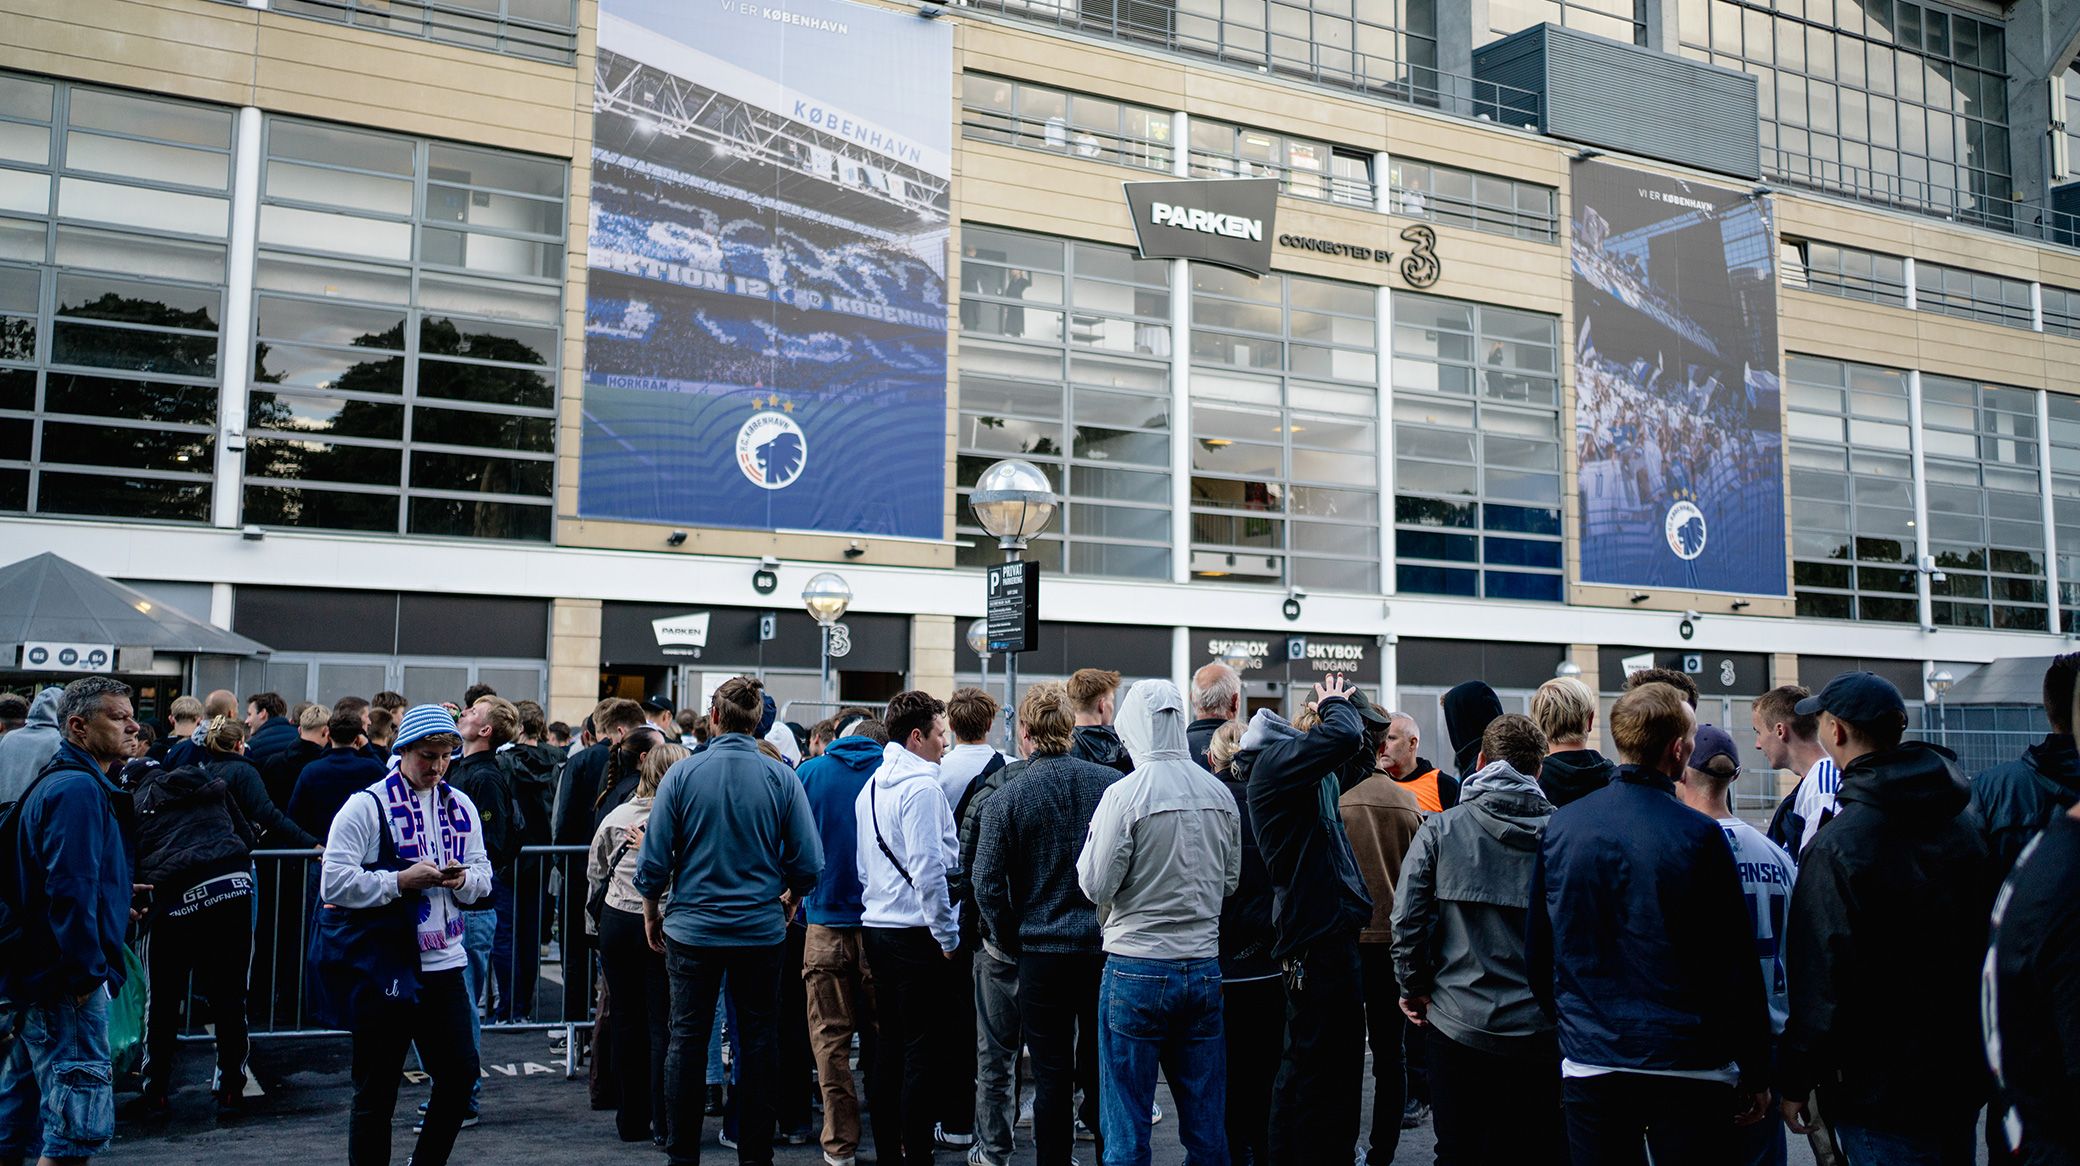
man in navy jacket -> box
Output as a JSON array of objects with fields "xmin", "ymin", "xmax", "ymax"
[
  {"xmin": 0, "ymin": 676, "xmax": 137, "ymax": 1164},
  {"xmin": 1527, "ymin": 680, "xmax": 1771, "ymax": 1164}
]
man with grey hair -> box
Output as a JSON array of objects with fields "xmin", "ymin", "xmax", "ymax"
[
  {"xmin": 0, "ymin": 676, "xmax": 138, "ymax": 1165},
  {"xmin": 1187, "ymin": 662, "xmax": 1241, "ymax": 772}
]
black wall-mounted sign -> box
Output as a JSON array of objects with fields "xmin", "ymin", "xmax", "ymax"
[
  {"xmin": 1123, "ymin": 178, "xmax": 1280, "ymax": 276},
  {"xmin": 985, "ymin": 561, "xmax": 1040, "ymax": 655}
]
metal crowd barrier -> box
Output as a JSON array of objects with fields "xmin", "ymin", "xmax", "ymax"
[{"xmin": 171, "ymin": 845, "xmax": 599, "ymax": 1078}]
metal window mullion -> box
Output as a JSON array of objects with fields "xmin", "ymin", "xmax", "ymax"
[
  {"xmin": 401, "ymin": 139, "xmax": 426, "ymax": 536},
  {"xmin": 2036, "ymin": 387, "xmax": 2063, "ymax": 636},
  {"xmin": 1907, "ymin": 369, "xmax": 1934, "ymax": 628}
]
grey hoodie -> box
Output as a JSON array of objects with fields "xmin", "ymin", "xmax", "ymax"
[
  {"xmin": 1388, "ymin": 759, "xmax": 1556, "ymax": 1056},
  {"xmin": 0, "ymin": 687, "xmax": 64, "ymax": 804}
]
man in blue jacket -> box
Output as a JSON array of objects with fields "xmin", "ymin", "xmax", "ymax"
[
  {"xmin": 635, "ymin": 676, "xmax": 823, "ymax": 1166},
  {"xmin": 243, "ymin": 692, "xmax": 297, "ymax": 770},
  {"xmin": 1527, "ymin": 680, "xmax": 1771, "ymax": 1164},
  {"xmin": 0, "ymin": 676, "xmax": 138, "ymax": 1166},
  {"xmin": 796, "ymin": 715, "xmax": 887, "ymax": 1166}
]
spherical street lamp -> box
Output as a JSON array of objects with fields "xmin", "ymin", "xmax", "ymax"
[
  {"xmin": 968, "ymin": 458, "xmax": 1058, "ymax": 554},
  {"xmin": 1556, "ymin": 660, "xmax": 1583, "ymax": 680},
  {"xmin": 802, "ymin": 572, "xmax": 852, "ymax": 704},
  {"xmin": 966, "ymin": 617, "xmax": 990, "ymax": 659}
]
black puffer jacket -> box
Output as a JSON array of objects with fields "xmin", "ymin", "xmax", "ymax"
[
  {"xmin": 1778, "ymin": 741, "xmax": 1995, "ymax": 1129},
  {"xmin": 1070, "ymin": 725, "xmax": 1134, "ymax": 775},
  {"xmin": 1970, "ymin": 734, "xmax": 2080, "ymax": 877},
  {"xmin": 1218, "ymin": 756, "xmax": 1278, "ymax": 982},
  {"xmin": 134, "ymin": 763, "xmax": 255, "ymax": 890}
]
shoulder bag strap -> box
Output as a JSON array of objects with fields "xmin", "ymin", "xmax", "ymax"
[{"xmin": 870, "ymin": 783, "xmax": 914, "ymax": 888}]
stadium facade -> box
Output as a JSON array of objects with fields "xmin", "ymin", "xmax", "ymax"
[{"xmin": 7, "ymin": 0, "xmax": 2080, "ymax": 750}]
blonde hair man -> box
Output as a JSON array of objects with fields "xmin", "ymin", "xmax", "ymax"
[
  {"xmin": 1067, "ymin": 668, "xmax": 1132, "ymax": 774},
  {"xmin": 1531, "ymin": 676, "xmax": 1617, "ymax": 808}
]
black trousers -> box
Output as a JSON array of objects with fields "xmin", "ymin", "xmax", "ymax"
[
  {"xmin": 1429, "ymin": 1027, "xmax": 1564, "ymax": 1165},
  {"xmin": 936, "ymin": 944, "xmax": 977, "ymax": 1137},
  {"xmin": 662, "ymin": 937, "xmax": 783, "ymax": 1166},
  {"xmin": 348, "ymin": 967, "xmax": 478, "ymax": 1166},
  {"xmin": 1562, "ymin": 1072, "xmax": 1744, "ymax": 1166},
  {"xmin": 1358, "ymin": 944, "xmax": 1405, "ymax": 1166},
  {"xmin": 778, "ymin": 923, "xmax": 814, "ymax": 1134},
  {"xmin": 554, "ymin": 851, "xmax": 591, "ymax": 1022},
  {"xmin": 866, "ymin": 927, "xmax": 944, "ymax": 1166},
  {"xmin": 599, "ymin": 907, "xmax": 669, "ymax": 1143},
  {"xmin": 143, "ymin": 888, "xmax": 253, "ymax": 1100},
  {"xmin": 1268, "ymin": 932, "xmax": 1363, "ymax": 1166},
  {"xmin": 1018, "ymin": 950, "xmax": 1104, "ymax": 1166},
  {"xmin": 1221, "ymin": 976, "xmax": 1284, "ymax": 1166},
  {"xmin": 495, "ymin": 860, "xmax": 544, "ymax": 1021}
]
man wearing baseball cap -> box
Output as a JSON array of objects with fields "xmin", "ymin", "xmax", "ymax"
[
  {"xmin": 1777, "ymin": 672, "xmax": 1993, "ymax": 1165},
  {"xmin": 1676, "ymin": 724, "xmax": 1799, "ymax": 1166},
  {"xmin": 641, "ymin": 694, "xmax": 677, "ymax": 739}
]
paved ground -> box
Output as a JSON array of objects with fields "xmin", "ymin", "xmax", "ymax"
[{"xmin": 93, "ymin": 1027, "xmax": 1934, "ymax": 1166}]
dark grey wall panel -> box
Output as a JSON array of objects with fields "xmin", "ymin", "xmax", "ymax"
[{"xmin": 1475, "ymin": 24, "xmax": 1761, "ymax": 180}]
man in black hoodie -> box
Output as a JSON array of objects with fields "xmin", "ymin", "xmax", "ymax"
[
  {"xmin": 1242, "ymin": 674, "xmax": 1373, "ymax": 1166},
  {"xmin": 1971, "ymin": 652, "xmax": 2080, "ymax": 878},
  {"xmin": 1066, "ymin": 667, "xmax": 1133, "ymax": 775},
  {"xmin": 1531, "ymin": 675, "xmax": 1617, "ymax": 808},
  {"xmin": 1439, "ymin": 680, "xmax": 1501, "ymax": 789},
  {"xmin": 1778, "ymin": 672, "xmax": 1994, "ymax": 1165}
]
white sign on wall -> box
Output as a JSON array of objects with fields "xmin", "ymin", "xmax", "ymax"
[
  {"xmin": 21, "ymin": 642, "xmax": 115, "ymax": 672},
  {"xmin": 652, "ymin": 612, "xmax": 712, "ymax": 658}
]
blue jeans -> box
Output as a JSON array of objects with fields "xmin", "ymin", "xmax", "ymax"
[
  {"xmin": 1834, "ymin": 1117, "xmax": 1978, "ymax": 1166},
  {"xmin": 1096, "ymin": 955, "xmax": 1226, "ymax": 1166},
  {"xmin": 462, "ymin": 910, "xmax": 496, "ymax": 1111},
  {"xmin": 0, "ymin": 986, "xmax": 115, "ymax": 1160}
]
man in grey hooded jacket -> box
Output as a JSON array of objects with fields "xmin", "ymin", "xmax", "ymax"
[
  {"xmin": 1389, "ymin": 713, "xmax": 1563, "ymax": 1165},
  {"xmin": 0, "ymin": 686, "xmax": 63, "ymax": 804}
]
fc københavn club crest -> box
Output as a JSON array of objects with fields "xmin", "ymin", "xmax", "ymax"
[
  {"xmin": 737, "ymin": 409, "xmax": 807, "ymax": 491},
  {"xmin": 1665, "ymin": 499, "xmax": 1707, "ymax": 561}
]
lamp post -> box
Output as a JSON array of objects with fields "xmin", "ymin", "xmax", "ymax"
[
  {"xmin": 1928, "ymin": 668, "xmax": 1955, "ymax": 747},
  {"xmin": 802, "ymin": 572, "xmax": 852, "ymax": 707},
  {"xmin": 969, "ymin": 458, "xmax": 1058, "ymax": 753},
  {"xmin": 1556, "ymin": 660, "xmax": 1583, "ymax": 680},
  {"xmin": 966, "ymin": 617, "xmax": 991, "ymax": 730}
]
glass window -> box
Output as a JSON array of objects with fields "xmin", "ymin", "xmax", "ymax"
[
  {"xmin": 269, "ymin": 0, "xmax": 577, "ymax": 64},
  {"xmin": 1788, "ymin": 356, "xmax": 1921, "ymax": 622},
  {"xmin": 1188, "ymin": 115, "xmax": 1373, "ymax": 205},
  {"xmin": 0, "ymin": 74, "xmax": 229, "ymax": 523},
  {"xmin": 1388, "ymin": 158, "xmax": 1557, "ymax": 243},
  {"xmin": 956, "ymin": 230, "xmax": 1172, "ymax": 580},
  {"xmin": 243, "ymin": 115, "xmax": 565, "ymax": 541},
  {"xmin": 958, "ymin": 75, "xmax": 1174, "ymax": 173},
  {"xmin": 1782, "ymin": 237, "xmax": 1908, "ymax": 306},
  {"xmin": 1393, "ymin": 291, "xmax": 1561, "ymax": 600},
  {"xmin": 1916, "ymin": 375, "xmax": 2046, "ymax": 630},
  {"xmin": 1914, "ymin": 260, "xmax": 2033, "ymax": 329},
  {"xmin": 1191, "ymin": 267, "xmax": 1379, "ymax": 591}
]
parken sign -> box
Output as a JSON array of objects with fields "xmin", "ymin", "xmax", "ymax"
[{"xmin": 1123, "ymin": 178, "xmax": 1279, "ymax": 276}]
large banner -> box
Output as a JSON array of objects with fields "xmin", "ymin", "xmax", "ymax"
[
  {"xmin": 1571, "ymin": 161, "xmax": 1786, "ymax": 595},
  {"xmin": 580, "ymin": 0, "xmax": 952, "ymax": 537}
]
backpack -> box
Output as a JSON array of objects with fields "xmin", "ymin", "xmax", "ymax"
[{"xmin": 0, "ymin": 762, "xmax": 67, "ymax": 1006}]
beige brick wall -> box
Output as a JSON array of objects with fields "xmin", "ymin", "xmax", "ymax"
[
  {"xmin": 549, "ymin": 597, "xmax": 603, "ymax": 725},
  {"xmin": 910, "ymin": 614, "xmax": 956, "ymax": 698}
]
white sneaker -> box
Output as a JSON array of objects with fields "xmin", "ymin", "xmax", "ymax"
[
  {"xmin": 822, "ymin": 1154, "xmax": 856, "ymax": 1166},
  {"xmin": 718, "ymin": 1130, "xmax": 738, "ymax": 1150},
  {"xmin": 1150, "ymin": 1100, "xmax": 1162, "ymax": 1124},
  {"xmin": 966, "ymin": 1147, "xmax": 1004, "ymax": 1166}
]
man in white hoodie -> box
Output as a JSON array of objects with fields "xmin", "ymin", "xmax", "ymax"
[
  {"xmin": 855, "ymin": 690, "xmax": 958, "ymax": 1166},
  {"xmin": 1077, "ymin": 680, "xmax": 1240, "ymax": 1166}
]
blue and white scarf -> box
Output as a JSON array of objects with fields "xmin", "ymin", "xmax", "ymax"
[{"xmin": 379, "ymin": 768, "xmax": 475, "ymax": 953}]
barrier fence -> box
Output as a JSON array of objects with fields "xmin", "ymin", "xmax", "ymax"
[{"xmin": 173, "ymin": 845, "xmax": 598, "ymax": 1073}]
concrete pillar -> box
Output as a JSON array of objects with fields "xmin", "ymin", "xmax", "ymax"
[
  {"xmin": 2001, "ymin": 0, "xmax": 2080, "ymax": 215},
  {"xmin": 1569, "ymin": 644, "xmax": 1600, "ymax": 691},
  {"xmin": 1771, "ymin": 652, "xmax": 1799, "ymax": 689},
  {"xmin": 911, "ymin": 614, "xmax": 956, "ymax": 697},
  {"xmin": 548, "ymin": 598, "xmax": 602, "ymax": 725}
]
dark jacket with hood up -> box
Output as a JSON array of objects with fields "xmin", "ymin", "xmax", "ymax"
[
  {"xmin": 1242, "ymin": 698, "xmax": 1373, "ymax": 960},
  {"xmin": 1070, "ymin": 724, "xmax": 1134, "ymax": 776},
  {"xmin": 1218, "ymin": 752, "xmax": 1279, "ymax": 982},
  {"xmin": 134, "ymin": 762, "xmax": 256, "ymax": 890},
  {"xmin": 1970, "ymin": 733, "xmax": 2080, "ymax": 877},
  {"xmin": 1778, "ymin": 741, "xmax": 1995, "ymax": 1129},
  {"xmin": 1539, "ymin": 748, "xmax": 1618, "ymax": 808},
  {"xmin": 1442, "ymin": 680, "xmax": 1503, "ymax": 785}
]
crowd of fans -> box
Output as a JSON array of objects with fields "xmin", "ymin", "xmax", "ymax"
[{"xmin": 1, "ymin": 649, "xmax": 2077, "ymax": 1166}]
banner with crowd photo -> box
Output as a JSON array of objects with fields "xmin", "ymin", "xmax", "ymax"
[
  {"xmin": 1571, "ymin": 160, "xmax": 1787, "ymax": 595},
  {"xmin": 579, "ymin": 0, "xmax": 952, "ymax": 538}
]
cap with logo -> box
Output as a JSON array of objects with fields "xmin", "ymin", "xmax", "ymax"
[
  {"xmin": 642, "ymin": 694, "xmax": 675, "ymax": 715},
  {"xmin": 1793, "ymin": 671, "xmax": 1906, "ymax": 724}
]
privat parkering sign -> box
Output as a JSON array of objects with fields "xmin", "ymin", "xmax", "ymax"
[{"xmin": 1123, "ymin": 177, "xmax": 1279, "ymax": 276}]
